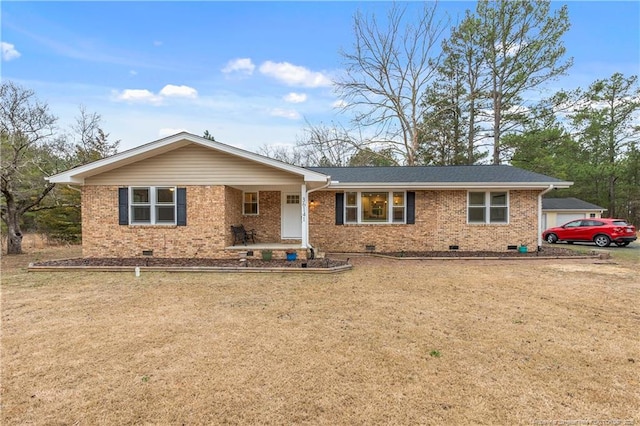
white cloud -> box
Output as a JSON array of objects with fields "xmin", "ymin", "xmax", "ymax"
[
  {"xmin": 159, "ymin": 127, "xmax": 188, "ymax": 138},
  {"xmin": 115, "ymin": 89, "xmax": 163, "ymax": 104},
  {"xmin": 1, "ymin": 42, "xmax": 21, "ymax": 61},
  {"xmin": 284, "ymin": 92, "xmax": 307, "ymax": 103},
  {"xmin": 270, "ymin": 108, "xmax": 301, "ymax": 120},
  {"xmin": 114, "ymin": 84, "xmax": 198, "ymax": 104},
  {"xmin": 129, "ymin": 70, "xmax": 138, "ymax": 76},
  {"xmin": 259, "ymin": 61, "xmax": 332, "ymax": 88},
  {"xmin": 159, "ymin": 84, "xmax": 198, "ymax": 98},
  {"xmin": 153, "ymin": 41, "xmax": 163, "ymax": 47},
  {"xmin": 222, "ymin": 58, "xmax": 255, "ymax": 75}
]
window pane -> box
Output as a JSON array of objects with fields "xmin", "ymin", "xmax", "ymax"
[
  {"xmin": 157, "ymin": 188, "xmax": 175, "ymax": 203},
  {"xmin": 469, "ymin": 192, "xmax": 485, "ymax": 205},
  {"xmin": 346, "ymin": 207, "xmax": 357, "ymax": 223},
  {"xmin": 393, "ymin": 207, "xmax": 404, "ymax": 222},
  {"xmin": 244, "ymin": 203, "xmax": 258, "ymax": 215},
  {"xmin": 490, "ymin": 207, "xmax": 507, "ymax": 223},
  {"xmin": 286, "ymin": 195, "xmax": 300, "ymax": 204},
  {"xmin": 469, "ymin": 207, "xmax": 485, "ymax": 223},
  {"xmin": 362, "ymin": 192, "xmax": 388, "ymax": 222},
  {"xmin": 132, "ymin": 206, "xmax": 151, "ymax": 222},
  {"xmin": 156, "ymin": 206, "xmax": 175, "ymax": 222},
  {"xmin": 490, "ymin": 192, "xmax": 506, "ymax": 206},
  {"xmin": 132, "ymin": 188, "xmax": 149, "ymax": 203},
  {"xmin": 346, "ymin": 192, "xmax": 357, "ymax": 206},
  {"xmin": 243, "ymin": 192, "xmax": 258, "ymax": 215},
  {"xmin": 393, "ymin": 192, "xmax": 404, "ymax": 206}
]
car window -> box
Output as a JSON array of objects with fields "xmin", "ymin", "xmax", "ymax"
[
  {"xmin": 564, "ymin": 220, "xmax": 582, "ymax": 228},
  {"xmin": 612, "ymin": 220, "xmax": 628, "ymax": 226},
  {"xmin": 582, "ymin": 220, "xmax": 603, "ymax": 226}
]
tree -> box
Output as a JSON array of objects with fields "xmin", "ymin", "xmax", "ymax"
[
  {"xmin": 1, "ymin": 81, "xmax": 59, "ymax": 254},
  {"xmin": 421, "ymin": 10, "xmax": 488, "ymax": 165},
  {"xmin": 71, "ymin": 106, "xmax": 119, "ymax": 164},
  {"xmin": 476, "ymin": 0, "xmax": 572, "ymax": 164},
  {"xmin": 565, "ymin": 73, "xmax": 640, "ymax": 218},
  {"xmin": 335, "ymin": 2, "xmax": 447, "ymax": 165},
  {"xmin": 348, "ymin": 146, "xmax": 397, "ymax": 166},
  {"xmin": 258, "ymin": 122, "xmax": 359, "ymax": 167}
]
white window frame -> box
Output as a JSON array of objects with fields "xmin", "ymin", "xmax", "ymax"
[
  {"xmin": 130, "ymin": 186, "xmax": 176, "ymax": 225},
  {"xmin": 243, "ymin": 191, "xmax": 259, "ymax": 215},
  {"xmin": 467, "ymin": 191, "xmax": 509, "ymax": 224},
  {"xmin": 344, "ymin": 191, "xmax": 406, "ymax": 224}
]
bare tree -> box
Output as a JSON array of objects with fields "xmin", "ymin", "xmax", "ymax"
[
  {"xmin": 335, "ymin": 2, "xmax": 447, "ymax": 165},
  {"xmin": 1, "ymin": 81, "xmax": 59, "ymax": 254},
  {"xmin": 71, "ymin": 105, "xmax": 119, "ymax": 164},
  {"xmin": 258, "ymin": 121, "xmax": 361, "ymax": 167}
]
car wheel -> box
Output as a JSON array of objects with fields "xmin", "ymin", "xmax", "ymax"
[
  {"xmin": 615, "ymin": 241, "xmax": 630, "ymax": 247},
  {"xmin": 594, "ymin": 234, "xmax": 611, "ymax": 247},
  {"xmin": 545, "ymin": 233, "xmax": 558, "ymax": 244}
]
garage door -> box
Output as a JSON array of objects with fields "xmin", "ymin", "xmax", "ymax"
[{"xmin": 556, "ymin": 213, "xmax": 586, "ymax": 227}]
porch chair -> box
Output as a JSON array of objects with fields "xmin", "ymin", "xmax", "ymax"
[{"xmin": 231, "ymin": 225, "xmax": 257, "ymax": 246}]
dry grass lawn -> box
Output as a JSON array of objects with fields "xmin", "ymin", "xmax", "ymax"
[{"xmin": 1, "ymin": 246, "xmax": 639, "ymax": 425}]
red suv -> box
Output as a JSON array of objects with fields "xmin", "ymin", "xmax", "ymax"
[{"xmin": 543, "ymin": 218, "xmax": 637, "ymax": 247}]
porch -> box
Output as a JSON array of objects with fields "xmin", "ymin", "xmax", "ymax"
[{"xmin": 225, "ymin": 242, "xmax": 316, "ymax": 260}]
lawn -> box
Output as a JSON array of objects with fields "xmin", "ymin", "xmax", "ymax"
[{"xmin": 2, "ymin": 246, "xmax": 638, "ymax": 425}]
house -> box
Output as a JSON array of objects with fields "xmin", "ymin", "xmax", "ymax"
[
  {"xmin": 47, "ymin": 132, "xmax": 572, "ymax": 258},
  {"xmin": 542, "ymin": 197, "xmax": 606, "ymax": 229}
]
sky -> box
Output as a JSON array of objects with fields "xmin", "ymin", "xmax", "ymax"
[{"xmin": 1, "ymin": 1, "xmax": 639, "ymax": 153}]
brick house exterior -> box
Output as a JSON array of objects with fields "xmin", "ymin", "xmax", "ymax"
[{"xmin": 48, "ymin": 133, "xmax": 572, "ymax": 258}]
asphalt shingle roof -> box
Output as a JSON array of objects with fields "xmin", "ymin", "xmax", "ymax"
[
  {"xmin": 307, "ymin": 165, "xmax": 566, "ymax": 183},
  {"xmin": 542, "ymin": 197, "xmax": 605, "ymax": 211}
]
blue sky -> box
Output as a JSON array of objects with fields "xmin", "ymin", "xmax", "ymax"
[{"xmin": 2, "ymin": 1, "xmax": 639, "ymax": 153}]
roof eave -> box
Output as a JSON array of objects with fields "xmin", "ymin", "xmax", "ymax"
[{"xmin": 326, "ymin": 181, "xmax": 573, "ymax": 190}]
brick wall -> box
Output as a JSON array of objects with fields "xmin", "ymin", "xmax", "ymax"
[
  {"xmin": 82, "ymin": 186, "xmax": 541, "ymax": 257},
  {"xmin": 308, "ymin": 190, "xmax": 540, "ymax": 253},
  {"xmin": 82, "ymin": 185, "xmax": 228, "ymax": 258}
]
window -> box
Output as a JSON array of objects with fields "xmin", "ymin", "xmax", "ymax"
[
  {"xmin": 130, "ymin": 187, "xmax": 176, "ymax": 225},
  {"xmin": 345, "ymin": 192, "xmax": 358, "ymax": 223},
  {"xmin": 343, "ymin": 191, "xmax": 406, "ymax": 224},
  {"xmin": 243, "ymin": 191, "xmax": 258, "ymax": 215},
  {"xmin": 468, "ymin": 191, "xmax": 508, "ymax": 224}
]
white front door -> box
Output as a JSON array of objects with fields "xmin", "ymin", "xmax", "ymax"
[{"xmin": 281, "ymin": 192, "xmax": 302, "ymax": 239}]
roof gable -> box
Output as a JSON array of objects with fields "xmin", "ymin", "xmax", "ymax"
[{"xmin": 47, "ymin": 132, "xmax": 329, "ymax": 185}]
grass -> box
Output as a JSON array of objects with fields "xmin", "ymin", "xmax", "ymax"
[{"xmin": 2, "ymin": 246, "xmax": 639, "ymax": 424}]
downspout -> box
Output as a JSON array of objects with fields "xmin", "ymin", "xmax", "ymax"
[
  {"xmin": 538, "ymin": 185, "xmax": 555, "ymax": 250},
  {"xmin": 304, "ymin": 176, "xmax": 331, "ymax": 249}
]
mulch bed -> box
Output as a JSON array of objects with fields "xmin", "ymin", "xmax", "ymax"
[
  {"xmin": 379, "ymin": 246, "xmax": 594, "ymax": 258},
  {"xmin": 30, "ymin": 247, "xmax": 593, "ymax": 269},
  {"xmin": 30, "ymin": 257, "xmax": 349, "ymax": 268}
]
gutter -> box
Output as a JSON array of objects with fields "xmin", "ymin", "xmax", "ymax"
[
  {"xmin": 538, "ymin": 185, "xmax": 555, "ymax": 250},
  {"xmin": 304, "ymin": 176, "xmax": 332, "ymax": 250}
]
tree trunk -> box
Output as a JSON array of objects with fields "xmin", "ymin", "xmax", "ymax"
[{"xmin": 4, "ymin": 208, "xmax": 24, "ymax": 255}]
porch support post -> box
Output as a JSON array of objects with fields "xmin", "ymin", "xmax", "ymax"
[{"xmin": 301, "ymin": 183, "xmax": 308, "ymax": 248}]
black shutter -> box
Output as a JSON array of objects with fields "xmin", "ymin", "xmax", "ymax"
[
  {"xmin": 406, "ymin": 191, "xmax": 415, "ymax": 224},
  {"xmin": 335, "ymin": 193, "xmax": 344, "ymax": 225},
  {"xmin": 118, "ymin": 188, "xmax": 128, "ymax": 225},
  {"xmin": 176, "ymin": 187, "xmax": 187, "ymax": 226}
]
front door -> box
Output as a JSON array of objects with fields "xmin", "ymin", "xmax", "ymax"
[{"xmin": 281, "ymin": 192, "xmax": 302, "ymax": 239}]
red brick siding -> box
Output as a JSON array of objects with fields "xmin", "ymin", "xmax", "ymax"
[{"xmin": 308, "ymin": 190, "xmax": 539, "ymax": 252}]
